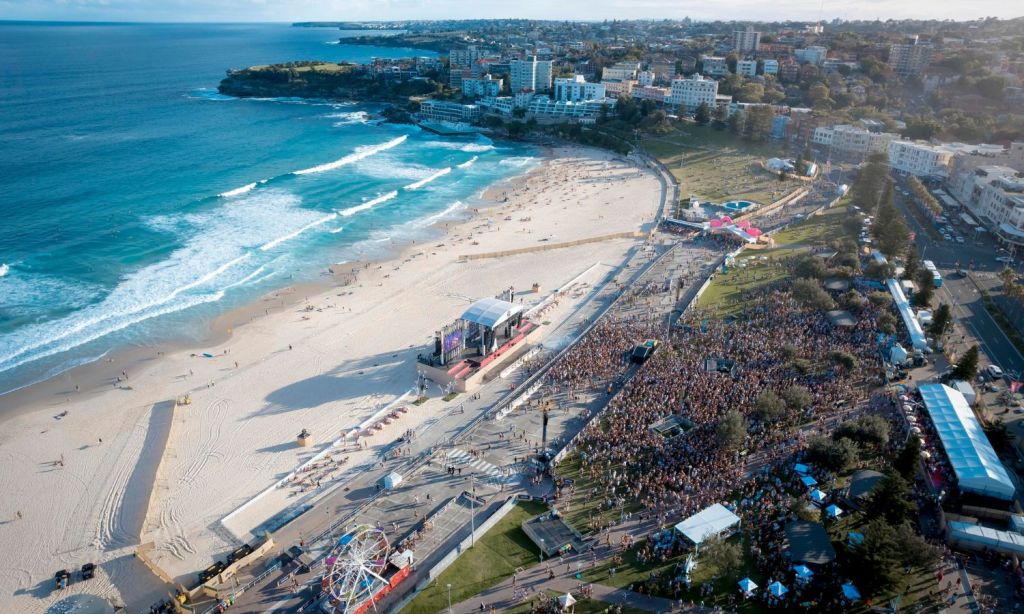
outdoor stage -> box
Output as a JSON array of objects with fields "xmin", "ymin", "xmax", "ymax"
[{"xmin": 417, "ymin": 294, "xmax": 542, "ymax": 392}]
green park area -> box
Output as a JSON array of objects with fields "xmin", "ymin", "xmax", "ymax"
[
  {"xmin": 402, "ymin": 501, "xmax": 549, "ymax": 614},
  {"xmin": 505, "ymin": 590, "xmax": 649, "ymax": 614},
  {"xmin": 642, "ymin": 124, "xmax": 794, "ymax": 212},
  {"xmin": 696, "ymin": 198, "xmax": 855, "ymax": 317}
]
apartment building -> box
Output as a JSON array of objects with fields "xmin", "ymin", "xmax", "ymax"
[
  {"xmin": 510, "ymin": 56, "xmax": 553, "ymax": 93},
  {"xmin": 461, "ymin": 74, "xmax": 503, "ymax": 98},
  {"xmin": 947, "ymin": 165, "xmax": 1024, "ymax": 252},
  {"xmin": 812, "ymin": 124, "xmax": 896, "ymax": 157},
  {"xmin": 667, "ymin": 74, "xmax": 719, "ymax": 113},
  {"xmin": 763, "ymin": 59, "xmax": 779, "ymax": 76},
  {"xmin": 701, "ymin": 56, "xmax": 729, "ymax": 77},
  {"xmin": 419, "ymin": 100, "xmax": 482, "ymax": 123},
  {"xmin": 553, "ymin": 75, "xmax": 606, "ymax": 102},
  {"xmin": 733, "ymin": 27, "xmax": 761, "ymax": 53},
  {"xmin": 737, "ymin": 59, "xmax": 757, "ymax": 77},
  {"xmin": 888, "ymin": 37, "xmax": 933, "ymax": 77},
  {"xmin": 887, "ymin": 140, "xmax": 954, "ymax": 177},
  {"xmin": 601, "ymin": 61, "xmax": 640, "ymax": 82},
  {"xmin": 794, "ymin": 46, "xmax": 828, "ymax": 66}
]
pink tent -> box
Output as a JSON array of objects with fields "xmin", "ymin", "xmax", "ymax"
[
  {"xmin": 748, "ymin": 228, "xmax": 762, "ymax": 237},
  {"xmin": 735, "ymin": 219, "xmax": 751, "ymax": 229},
  {"xmin": 719, "ymin": 215, "xmax": 733, "ymax": 224},
  {"xmin": 709, "ymin": 219, "xmax": 724, "ymax": 228}
]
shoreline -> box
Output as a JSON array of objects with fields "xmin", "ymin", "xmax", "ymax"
[
  {"xmin": 0, "ymin": 143, "xmax": 660, "ymax": 613},
  {"xmin": 0, "ymin": 152, "xmax": 546, "ymax": 425}
]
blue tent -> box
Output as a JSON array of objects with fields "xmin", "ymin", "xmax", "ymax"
[
  {"xmin": 794, "ymin": 463, "xmax": 809, "ymax": 475},
  {"xmin": 847, "ymin": 531, "xmax": 864, "ymax": 546},
  {"xmin": 738, "ymin": 578, "xmax": 758, "ymax": 594},
  {"xmin": 842, "ymin": 582, "xmax": 861, "ymax": 601},
  {"xmin": 794, "ymin": 565, "xmax": 814, "ymax": 580},
  {"xmin": 768, "ymin": 581, "xmax": 789, "ymax": 597},
  {"xmin": 809, "ymin": 489, "xmax": 827, "ymax": 504},
  {"xmin": 825, "ymin": 504, "xmax": 843, "ymax": 518},
  {"xmin": 800, "ymin": 476, "xmax": 817, "ymax": 488}
]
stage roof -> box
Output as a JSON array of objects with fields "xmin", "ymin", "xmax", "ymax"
[
  {"xmin": 785, "ymin": 520, "xmax": 836, "ymax": 565},
  {"xmin": 919, "ymin": 383, "xmax": 1015, "ymax": 500},
  {"xmin": 461, "ymin": 297, "xmax": 524, "ymax": 329},
  {"xmin": 674, "ymin": 503, "xmax": 740, "ymax": 545}
]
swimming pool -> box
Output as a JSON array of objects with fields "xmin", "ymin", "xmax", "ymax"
[{"xmin": 721, "ymin": 200, "xmax": 755, "ymax": 212}]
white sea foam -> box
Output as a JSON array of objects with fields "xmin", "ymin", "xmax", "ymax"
[
  {"xmin": 325, "ymin": 111, "xmax": 368, "ymax": 126},
  {"xmin": 219, "ymin": 182, "xmax": 258, "ymax": 198},
  {"xmin": 0, "ymin": 189, "xmax": 324, "ymax": 375},
  {"xmin": 292, "ymin": 135, "xmax": 407, "ymax": 175},
  {"xmin": 414, "ymin": 200, "xmax": 466, "ymax": 228},
  {"xmin": 259, "ymin": 213, "xmax": 337, "ymax": 251},
  {"xmin": 0, "ymin": 264, "xmax": 8, "ymax": 278},
  {"xmin": 460, "ymin": 143, "xmax": 495, "ymax": 153},
  {"xmin": 338, "ymin": 191, "xmax": 398, "ymax": 217},
  {"xmin": 404, "ymin": 167, "xmax": 452, "ymax": 190},
  {"xmin": 223, "ymin": 265, "xmax": 266, "ymax": 290},
  {"xmin": 329, "ymin": 226, "xmax": 346, "ymax": 234},
  {"xmin": 430, "ymin": 140, "xmax": 494, "ymax": 153},
  {"xmin": 499, "ymin": 156, "xmax": 536, "ymax": 167},
  {"xmin": 457, "ymin": 156, "xmax": 478, "ymax": 169}
]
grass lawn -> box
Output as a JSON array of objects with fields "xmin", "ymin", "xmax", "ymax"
[
  {"xmin": 555, "ymin": 455, "xmax": 644, "ymax": 535},
  {"xmin": 697, "ymin": 199, "xmax": 856, "ymax": 316},
  {"xmin": 401, "ymin": 501, "xmax": 549, "ymax": 614},
  {"xmin": 505, "ymin": 590, "xmax": 649, "ymax": 614},
  {"xmin": 642, "ymin": 125, "xmax": 792, "ymax": 213}
]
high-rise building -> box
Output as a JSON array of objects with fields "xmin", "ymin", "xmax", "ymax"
[
  {"xmin": 510, "ymin": 56, "xmax": 553, "ymax": 93},
  {"xmin": 733, "ymin": 27, "xmax": 761, "ymax": 53},
  {"xmin": 553, "ymin": 75, "xmax": 606, "ymax": 102},
  {"xmin": 888, "ymin": 37, "xmax": 933, "ymax": 77}
]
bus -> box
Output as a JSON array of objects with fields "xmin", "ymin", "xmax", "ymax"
[{"xmin": 923, "ymin": 260, "xmax": 943, "ymax": 288}]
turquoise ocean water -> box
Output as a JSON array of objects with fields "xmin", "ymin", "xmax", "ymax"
[{"xmin": 0, "ymin": 23, "xmax": 537, "ymax": 394}]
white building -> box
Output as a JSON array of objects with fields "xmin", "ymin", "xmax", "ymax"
[
  {"xmin": 701, "ymin": 56, "xmax": 729, "ymax": 77},
  {"xmin": 449, "ymin": 46, "xmax": 488, "ymax": 67},
  {"xmin": 812, "ymin": 124, "xmax": 896, "ymax": 157},
  {"xmin": 794, "ymin": 46, "xmax": 828, "ymax": 66},
  {"xmin": 601, "ymin": 61, "xmax": 640, "ymax": 82},
  {"xmin": 526, "ymin": 96, "xmax": 609, "ymax": 120},
  {"xmin": 601, "ymin": 79, "xmax": 635, "ymax": 98},
  {"xmin": 668, "ymin": 74, "xmax": 719, "ymax": 113},
  {"xmin": 510, "ymin": 56, "xmax": 553, "ymax": 93},
  {"xmin": 419, "ymin": 100, "xmax": 482, "ymax": 123},
  {"xmin": 887, "ymin": 140, "xmax": 954, "ymax": 177},
  {"xmin": 736, "ymin": 59, "xmax": 757, "ymax": 77},
  {"xmin": 762, "ymin": 59, "xmax": 779, "ymax": 76},
  {"xmin": 633, "ymin": 85, "xmax": 670, "ymax": 104},
  {"xmin": 553, "ymin": 75, "xmax": 606, "ymax": 102},
  {"xmin": 637, "ymin": 70, "xmax": 656, "ymax": 87},
  {"xmin": 733, "ymin": 27, "xmax": 761, "ymax": 53},
  {"xmin": 461, "ymin": 74, "xmax": 503, "ymax": 98},
  {"xmin": 947, "ymin": 165, "xmax": 1024, "ymax": 252}
]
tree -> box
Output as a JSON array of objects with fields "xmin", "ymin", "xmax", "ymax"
[
  {"xmin": 868, "ymin": 291, "xmax": 892, "ymax": 309},
  {"xmin": 894, "ymin": 435, "xmax": 922, "ymax": 480},
  {"xmin": 950, "ymin": 344, "xmax": 980, "ymax": 382},
  {"xmin": 694, "ymin": 102, "xmax": 711, "ymax": 125},
  {"xmin": 794, "ymin": 254, "xmax": 828, "ymax": 279},
  {"xmin": 903, "ymin": 248, "xmax": 920, "ymax": 283},
  {"xmin": 716, "ymin": 411, "xmax": 748, "ymax": 451},
  {"xmin": 851, "ymin": 152, "xmax": 889, "ymax": 212},
  {"xmin": 805, "ymin": 435, "xmax": 859, "ymax": 472},
  {"xmin": 864, "ymin": 473, "xmax": 917, "ymax": 526},
  {"xmin": 829, "ymin": 350, "xmax": 858, "ymax": 371},
  {"xmin": 727, "ymin": 110, "xmax": 742, "ymax": 134},
  {"xmin": 929, "ymin": 303, "xmax": 952, "ymax": 338},
  {"xmin": 850, "ymin": 520, "xmax": 905, "ymax": 595},
  {"xmin": 754, "ymin": 390, "xmax": 787, "ymax": 422},
  {"xmin": 792, "ymin": 278, "xmax": 836, "ymax": 311},
  {"xmin": 864, "ymin": 260, "xmax": 895, "ymax": 281},
  {"xmin": 743, "ymin": 105, "xmax": 774, "ymax": 142},
  {"xmin": 782, "ymin": 385, "xmax": 813, "ymax": 411},
  {"xmin": 738, "ymin": 82, "xmax": 765, "ymax": 103},
  {"xmin": 877, "ymin": 312, "xmax": 897, "ymax": 335},
  {"xmin": 834, "ymin": 415, "xmax": 890, "ymax": 449},
  {"xmin": 913, "ymin": 268, "xmax": 934, "ymax": 308},
  {"xmin": 702, "ymin": 534, "xmax": 743, "ymax": 579},
  {"xmin": 893, "ymin": 523, "xmax": 941, "ymax": 569}
]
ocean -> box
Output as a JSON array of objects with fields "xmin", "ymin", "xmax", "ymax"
[{"xmin": 0, "ymin": 22, "xmax": 537, "ymax": 394}]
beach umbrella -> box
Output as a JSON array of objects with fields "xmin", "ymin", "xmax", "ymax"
[
  {"xmin": 794, "ymin": 463, "xmax": 809, "ymax": 475},
  {"xmin": 800, "ymin": 475, "xmax": 817, "ymax": 488},
  {"xmin": 768, "ymin": 581, "xmax": 789, "ymax": 597},
  {"xmin": 738, "ymin": 578, "xmax": 758, "ymax": 594},
  {"xmin": 825, "ymin": 504, "xmax": 843, "ymax": 518},
  {"xmin": 794, "ymin": 565, "xmax": 814, "ymax": 583},
  {"xmin": 842, "ymin": 582, "xmax": 861, "ymax": 601},
  {"xmin": 810, "ymin": 489, "xmax": 827, "ymax": 504}
]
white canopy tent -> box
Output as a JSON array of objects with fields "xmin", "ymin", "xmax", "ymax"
[
  {"xmin": 919, "ymin": 384, "xmax": 1015, "ymax": 500},
  {"xmin": 460, "ymin": 297, "xmax": 524, "ymax": 329},
  {"xmin": 674, "ymin": 503, "xmax": 741, "ymax": 545},
  {"xmin": 948, "ymin": 522, "xmax": 1024, "ymax": 556}
]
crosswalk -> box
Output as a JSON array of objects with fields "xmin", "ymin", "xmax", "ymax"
[{"xmin": 444, "ymin": 448, "xmax": 523, "ymax": 488}]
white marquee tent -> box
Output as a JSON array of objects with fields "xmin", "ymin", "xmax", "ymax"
[
  {"xmin": 919, "ymin": 384, "xmax": 1015, "ymax": 500},
  {"xmin": 674, "ymin": 503, "xmax": 741, "ymax": 545}
]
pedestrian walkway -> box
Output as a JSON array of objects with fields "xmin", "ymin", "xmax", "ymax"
[{"xmin": 445, "ymin": 448, "xmax": 522, "ymax": 488}]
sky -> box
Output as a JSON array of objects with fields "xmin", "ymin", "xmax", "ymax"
[{"xmin": 0, "ymin": 0, "xmax": 1019, "ymax": 23}]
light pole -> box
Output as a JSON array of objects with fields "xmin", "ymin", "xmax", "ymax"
[
  {"xmin": 468, "ymin": 475, "xmax": 477, "ymax": 548},
  {"xmin": 539, "ymin": 538, "xmax": 545, "ymax": 564},
  {"xmin": 447, "ymin": 583, "xmax": 452, "ymax": 613}
]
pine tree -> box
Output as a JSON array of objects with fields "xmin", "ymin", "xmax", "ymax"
[
  {"xmin": 929, "ymin": 304, "xmax": 951, "ymax": 337},
  {"xmin": 950, "ymin": 345, "xmax": 980, "ymax": 381},
  {"xmin": 914, "ymin": 268, "xmax": 934, "ymax": 308}
]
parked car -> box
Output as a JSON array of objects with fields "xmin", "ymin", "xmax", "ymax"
[
  {"xmin": 996, "ymin": 256, "xmax": 1015, "ymax": 264},
  {"xmin": 955, "ymin": 236, "xmax": 965, "ymax": 244},
  {"xmin": 987, "ymin": 365, "xmax": 1005, "ymax": 380}
]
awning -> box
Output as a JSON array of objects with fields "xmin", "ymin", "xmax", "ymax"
[{"xmin": 674, "ymin": 503, "xmax": 741, "ymax": 545}]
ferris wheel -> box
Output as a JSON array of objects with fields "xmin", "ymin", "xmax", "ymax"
[{"xmin": 322, "ymin": 524, "xmax": 391, "ymax": 612}]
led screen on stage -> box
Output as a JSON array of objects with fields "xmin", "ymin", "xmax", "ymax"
[{"xmin": 443, "ymin": 330, "xmax": 463, "ymax": 353}]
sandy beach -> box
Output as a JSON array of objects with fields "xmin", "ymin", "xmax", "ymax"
[{"xmin": 0, "ymin": 145, "xmax": 664, "ymax": 612}]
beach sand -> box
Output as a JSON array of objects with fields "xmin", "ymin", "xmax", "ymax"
[{"xmin": 0, "ymin": 145, "xmax": 664, "ymax": 611}]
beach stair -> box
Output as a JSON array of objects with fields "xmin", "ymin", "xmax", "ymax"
[{"xmin": 444, "ymin": 448, "xmax": 522, "ymax": 488}]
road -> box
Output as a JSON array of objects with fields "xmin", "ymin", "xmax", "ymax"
[{"xmin": 891, "ymin": 187, "xmax": 1024, "ymax": 377}]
